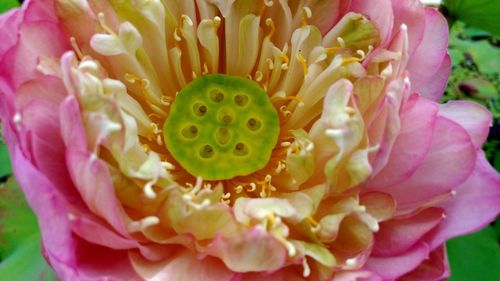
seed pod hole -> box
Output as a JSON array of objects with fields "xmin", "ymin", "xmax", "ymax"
[
  {"xmin": 216, "ymin": 128, "xmax": 231, "ymax": 145},
  {"xmin": 247, "ymin": 118, "xmax": 262, "ymax": 131},
  {"xmin": 209, "ymin": 89, "xmax": 225, "ymax": 103},
  {"xmin": 200, "ymin": 145, "xmax": 215, "ymax": 158},
  {"xmin": 181, "ymin": 125, "xmax": 198, "ymax": 139},
  {"xmin": 234, "ymin": 94, "xmax": 249, "ymax": 107},
  {"xmin": 233, "ymin": 142, "xmax": 249, "ymax": 156},
  {"xmin": 193, "ymin": 103, "xmax": 207, "ymax": 116}
]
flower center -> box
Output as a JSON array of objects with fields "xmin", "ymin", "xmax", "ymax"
[{"xmin": 163, "ymin": 74, "xmax": 280, "ymax": 180}]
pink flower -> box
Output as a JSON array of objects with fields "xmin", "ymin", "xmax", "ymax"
[{"xmin": 0, "ymin": 0, "xmax": 498, "ymax": 280}]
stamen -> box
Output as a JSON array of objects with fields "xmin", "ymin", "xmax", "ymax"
[
  {"xmin": 266, "ymin": 58, "xmax": 274, "ymax": 70},
  {"xmin": 97, "ymin": 13, "xmax": 115, "ymax": 35},
  {"xmin": 160, "ymin": 96, "xmax": 172, "ymax": 106},
  {"xmin": 302, "ymin": 257, "xmax": 311, "ymax": 277},
  {"xmin": 213, "ymin": 16, "xmax": 222, "ymax": 29},
  {"xmin": 70, "ymin": 37, "xmax": 84, "ymax": 60},
  {"xmin": 337, "ymin": 37, "xmax": 346, "ymax": 48},
  {"xmin": 325, "ymin": 47, "xmax": 342, "ymax": 54},
  {"xmin": 341, "ymin": 57, "xmax": 362, "ymax": 65},
  {"xmin": 246, "ymin": 182, "xmax": 257, "ymax": 192},
  {"xmin": 265, "ymin": 18, "xmax": 275, "ymax": 38},
  {"xmin": 202, "ymin": 63, "xmax": 210, "ymax": 75},
  {"xmin": 127, "ymin": 216, "xmax": 160, "ymax": 233},
  {"xmin": 279, "ymin": 105, "xmax": 292, "ymax": 118},
  {"xmin": 144, "ymin": 178, "xmax": 158, "ymax": 199},
  {"xmin": 296, "ymin": 52, "xmax": 308, "ymax": 76},
  {"xmin": 255, "ymin": 71, "xmax": 263, "ymax": 82},
  {"xmin": 235, "ymin": 185, "xmax": 244, "ymax": 194},
  {"xmin": 174, "ymin": 28, "xmax": 182, "ymax": 42},
  {"xmin": 301, "ymin": 7, "xmax": 312, "ymax": 27}
]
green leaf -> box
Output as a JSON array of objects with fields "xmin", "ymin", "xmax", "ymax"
[
  {"xmin": 449, "ymin": 37, "xmax": 500, "ymax": 75},
  {"xmin": 447, "ymin": 226, "xmax": 500, "ymax": 281},
  {"xmin": 0, "ymin": 142, "xmax": 11, "ymax": 180},
  {"xmin": 0, "ymin": 178, "xmax": 57, "ymax": 280},
  {"xmin": 444, "ymin": 0, "xmax": 500, "ymax": 37},
  {"xmin": 0, "ymin": 0, "xmax": 19, "ymax": 14}
]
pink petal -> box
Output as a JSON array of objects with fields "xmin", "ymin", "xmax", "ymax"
[
  {"xmin": 1, "ymin": 120, "xmax": 78, "ymax": 278},
  {"xmin": 365, "ymin": 242, "xmax": 430, "ymax": 279},
  {"xmin": 427, "ymin": 151, "xmax": 500, "ymax": 248},
  {"xmin": 369, "ymin": 95, "xmax": 438, "ymax": 188},
  {"xmin": 378, "ymin": 116, "xmax": 476, "ymax": 209},
  {"xmin": 0, "ymin": 8, "xmax": 22, "ymax": 58},
  {"xmin": 439, "ymin": 101, "xmax": 493, "ymax": 149},
  {"xmin": 414, "ymin": 54, "xmax": 451, "ymax": 101},
  {"xmin": 407, "ymin": 8, "xmax": 449, "ymax": 101},
  {"xmin": 390, "ymin": 0, "xmax": 426, "ymax": 55},
  {"xmin": 400, "ymin": 245, "xmax": 450, "ymax": 281},
  {"xmin": 0, "ymin": 21, "xmax": 69, "ymax": 89},
  {"xmin": 61, "ymin": 97, "xmax": 130, "ymax": 238},
  {"xmin": 373, "ymin": 208, "xmax": 443, "ymax": 257},
  {"xmin": 311, "ymin": 0, "xmax": 350, "ymax": 35},
  {"xmin": 74, "ymin": 238, "xmax": 142, "ymax": 281},
  {"xmin": 333, "ymin": 271, "xmax": 383, "ymax": 281},
  {"xmin": 23, "ymin": 0, "xmax": 58, "ymax": 23},
  {"xmin": 208, "ymin": 227, "xmax": 288, "ymax": 272},
  {"xmin": 349, "ymin": 0, "xmax": 394, "ymax": 45},
  {"xmin": 130, "ymin": 249, "xmax": 234, "ymax": 281}
]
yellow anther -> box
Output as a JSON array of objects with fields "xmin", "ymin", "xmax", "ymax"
[
  {"xmin": 307, "ymin": 216, "xmax": 319, "ymax": 227},
  {"xmin": 266, "ymin": 58, "xmax": 274, "ymax": 70},
  {"xmin": 235, "ymin": 185, "xmax": 244, "ymax": 194},
  {"xmin": 342, "ymin": 57, "xmax": 362, "ymax": 65},
  {"xmin": 296, "ymin": 52, "xmax": 308, "ymax": 76},
  {"xmin": 160, "ymin": 96, "xmax": 172, "ymax": 106},
  {"xmin": 181, "ymin": 14, "xmax": 194, "ymax": 28},
  {"xmin": 325, "ymin": 47, "xmax": 342, "ymax": 54},
  {"xmin": 267, "ymin": 213, "xmax": 276, "ymax": 226},
  {"xmin": 281, "ymin": 52, "xmax": 290, "ymax": 65},
  {"xmin": 255, "ymin": 71, "xmax": 264, "ymax": 82},
  {"xmin": 281, "ymin": 141, "xmax": 291, "ymax": 147},
  {"xmin": 279, "ymin": 105, "xmax": 292, "ymax": 118},
  {"xmin": 247, "ymin": 183, "xmax": 257, "ymax": 192},
  {"xmin": 284, "ymin": 95, "xmax": 305, "ymax": 107},
  {"xmin": 142, "ymin": 144, "xmax": 151, "ymax": 152},
  {"xmin": 213, "ymin": 16, "xmax": 222, "ymax": 29},
  {"xmin": 301, "ymin": 7, "xmax": 312, "ymax": 27}
]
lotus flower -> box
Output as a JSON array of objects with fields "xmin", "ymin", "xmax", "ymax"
[{"xmin": 0, "ymin": 0, "xmax": 499, "ymax": 280}]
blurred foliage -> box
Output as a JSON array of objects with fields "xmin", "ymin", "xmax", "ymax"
[
  {"xmin": 443, "ymin": 0, "xmax": 500, "ymax": 37},
  {"xmin": 0, "ymin": 0, "xmax": 19, "ymax": 14},
  {"xmin": 442, "ymin": 21, "xmax": 500, "ymax": 171},
  {"xmin": 0, "ymin": 177, "xmax": 57, "ymax": 280},
  {"xmin": 447, "ymin": 221, "xmax": 500, "ymax": 281},
  {"xmin": 441, "ymin": 2, "xmax": 500, "ymax": 280}
]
